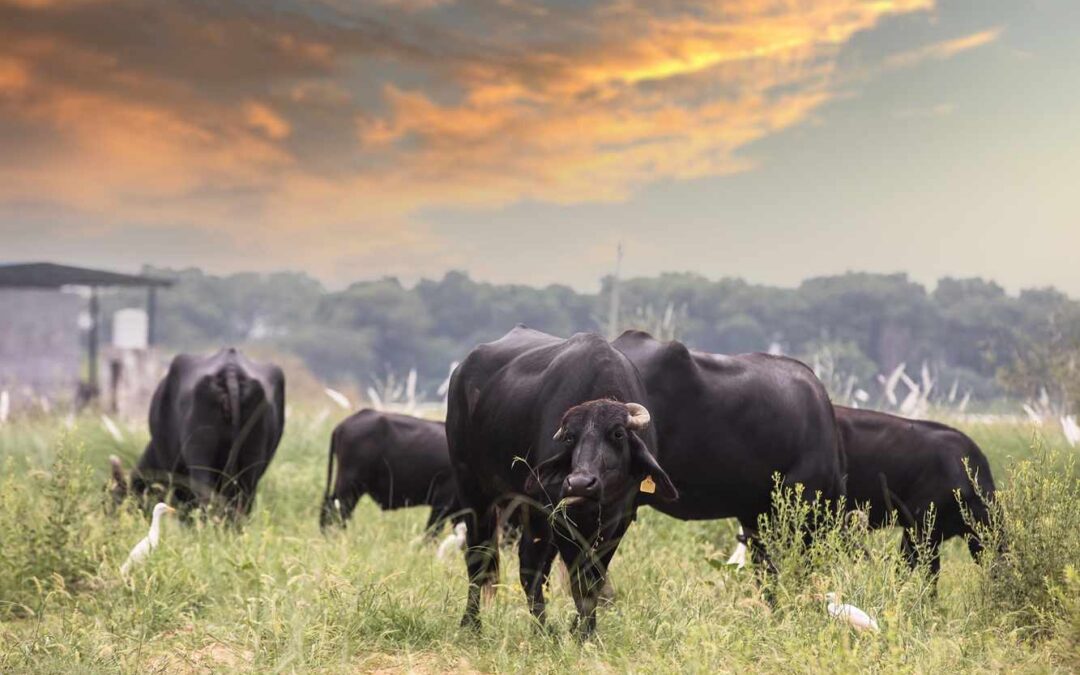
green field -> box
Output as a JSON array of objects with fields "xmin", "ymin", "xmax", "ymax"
[{"xmin": 1, "ymin": 410, "xmax": 1078, "ymax": 673}]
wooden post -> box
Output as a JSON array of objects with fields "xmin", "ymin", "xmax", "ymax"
[
  {"xmin": 146, "ymin": 286, "xmax": 157, "ymax": 346},
  {"xmin": 87, "ymin": 285, "xmax": 99, "ymax": 401},
  {"xmin": 607, "ymin": 242, "xmax": 623, "ymax": 340}
]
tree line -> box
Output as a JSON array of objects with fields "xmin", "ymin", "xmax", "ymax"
[{"xmin": 101, "ymin": 267, "xmax": 1080, "ymax": 410}]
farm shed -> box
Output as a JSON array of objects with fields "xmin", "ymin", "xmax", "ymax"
[{"xmin": 0, "ymin": 262, "xmax": 172, "ymax": 407}]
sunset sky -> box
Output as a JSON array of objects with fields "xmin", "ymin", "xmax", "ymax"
[{"xmin": 1, "ymin": 0, "xmax": 1077, "ymax": 293}]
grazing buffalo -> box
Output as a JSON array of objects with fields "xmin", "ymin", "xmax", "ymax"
[
  {"xmin": 112, "ymin": 348, "xmax": 285, "ymax": 520},
  {"xmin": 447, "ymin": 326, "xmax": 676, "ymax": 636},
  {"xmin": 320, "ymin": 409, "xmax": 459, "ymax": 535},
  {"xmin": 835, "ymin": 405, "xmax": 996, "ymax": 574},
  {"xmin": 612, "ymin": 330, "xmax": 845, "ymax": 561}
]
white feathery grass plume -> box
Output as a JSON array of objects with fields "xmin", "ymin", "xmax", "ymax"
[
  {"xmin": 39, "ymin": 395, "xmax": 51, "ymax": 414},
  {"xmin": 947, "ymin": 378, "xmax": 959, "ymax": 404},
  {"xmin": 900, "ymin": 385, "xmax": 921, "ymax": 415},
  {"xmin": 101, "ymin": 414, "xmax": 124, "ymax": 443},
  {"xmin": 405, "ymin": 368, "xmax": 418, "ymax": 413},
  {"xmin": 1061, "ymin": 415, "xmax": 1080, "ymax": 448},
  {"xmin": 437, "ymin": 522, "xmax": 467, "ymax": 561},
  {"xmin": 919, "ymin": 361, "xmax": 934, "ymax": 406},
  {"xmin": 436, "ymin": 361, "xmax": 459, "ymax": 398},
  {"xmin": 366, "ymin": 387, "xmax": 384, "ymax": 411},
  {"xmin": 1022, "ymin": 403, "xmax": 1042, "ymax": 425},
  {"xmin": 324, "ymin": 387, "xmax": 351, "ymax": 410},
  {"xmin": 825, "ymin": 592, "xmax": 879, "ymax": 633},
  {"xmin": 899, "ymin": 370, "xmax": 918, "ymax": 395},
  {"xmin": 840, "ymin": 375, "xmax": 856, "ymax": 406},
  {"xmin": 878, "ymin": 363, "xmax": 906, "ymax": 407},
  {"xmin": 958, "ymin": 389, "xmax": 971, "ymax": 413},
  {"xmin": 0, "ymin": 389, "xmax": 9, "ymax": 424}
]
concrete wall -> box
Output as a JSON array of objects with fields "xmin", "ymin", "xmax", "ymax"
[{"xmin": 0, "ymin": 289, "xmax": 82, "ymax": 406}]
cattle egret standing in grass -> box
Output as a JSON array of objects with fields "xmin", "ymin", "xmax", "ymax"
[
  {"xmin": 726, "ymin": 527, "xmax": 747, "ymax": 569},
  {"xmin": 120, "ymin": 502, "xmax": 175, "ymax": 578},
  {"xmin": 825, "ymin": 593, "xmax": 879, "ymax": 633},
  {"xmin": 437, "ymin": 522, "xmax": 467, "ymax": 561}
]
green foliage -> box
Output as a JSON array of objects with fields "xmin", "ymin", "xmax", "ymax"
[
  {"xmin": 0, "ymin": 439, "xmax": 99, "ymax": 618},
  {"xmin": 996, "ymin": 306, "xmax": 1080, "ymax": 412},
  {"xmin": 96, "ymin": 267, "xmax": 1080, "ymax": 404},
  {"xmin": 0, "ymin": 413, "xmax": 1077, "ymax": 672},
  {"xmin": 967, "ymin": 442, "xmax": 1080, "ymax": 637}
]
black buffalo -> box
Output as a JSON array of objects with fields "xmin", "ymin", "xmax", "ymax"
[
  {"xmin": 320, "ymin": 409, "xmax": 459, "ymax": 535},
  {"xmin": 836, "ymin": 405, "xmax": 996, "ymax": 574},
  {"xmin": 613, "ymin": 330, "xmax": 845, "ymax": 559},
  {"xmin": 447, "ymin": 326, "xmax": 676, "ymax": 636},
  {"xmin": 112, "ymin": 348, "xmax": 285, "ymax": 520}
]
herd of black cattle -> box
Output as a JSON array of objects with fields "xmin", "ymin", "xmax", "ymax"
[{"xmin": 108, "ymin": 327, "xmax": 997, "ymax": 637}]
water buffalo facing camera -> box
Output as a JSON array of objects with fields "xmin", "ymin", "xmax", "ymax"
[
  {"xmin": 532, "ymin": 400, "xmax": 674, "ymax": 505},
  {"xmin": 447, "ymin": 325, "xmax": 676, "ymax": 638}
]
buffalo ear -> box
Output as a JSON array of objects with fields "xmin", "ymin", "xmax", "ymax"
[{"xmin": 628, "ymin": 433, "xmax": 678, "ymax": 501}]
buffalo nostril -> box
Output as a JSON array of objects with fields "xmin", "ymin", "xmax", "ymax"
[{"xmin": 565, "ymin": 473, "xmax": 599, "ymax": 496}]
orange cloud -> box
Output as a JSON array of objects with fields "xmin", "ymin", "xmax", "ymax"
[
  {"xmin": 244, "ymin": 101, "xmax": 291, "ymax": 140},
  {"xmin": 0, "ymin": 0, "xmax": 976, "ymax": 274},
  {"xmin": 886, "ymin": 28, "xmax": 1003, "ymax": 69}
]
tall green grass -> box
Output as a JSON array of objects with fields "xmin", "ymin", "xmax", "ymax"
[{"xmin": 0, "ymin": 412, "xmax": 1077, "ymax": 672}]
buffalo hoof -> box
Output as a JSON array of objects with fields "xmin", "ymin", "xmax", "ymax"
[
  {"xmin": 460, "ymin": 613, "xmax": 481, "ymax": 631},
  {"xmin": 570, "ymin": 615, "xmax": 597, "ymax": 642}
]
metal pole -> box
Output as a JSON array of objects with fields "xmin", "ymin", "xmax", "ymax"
[
  {"xmin": 607, "ymin": 242, "xmax": 623, "ymax": 340},
  {"xmin": 146, "ymin": 286, "xmax": 157, "ymax": 346},
  {"xmin": 88, "ymin": 286, "xmax": 99, "ymax": 400}
]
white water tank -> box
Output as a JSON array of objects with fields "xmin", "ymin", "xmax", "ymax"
[{"xmin": 112, "ymin": 308, "xmax": 148, "ymax": 349}]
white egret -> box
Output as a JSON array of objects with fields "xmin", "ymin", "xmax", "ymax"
[
  {"xmin": 437, "ymin": 522, "xmax": 467, "ymax": 561},
  {"xmin": 824, "ymin": 592, "xmax": 879, "ymax": 633},
  {"xmin": 120, "ymin": 502, "xmax": 176, "ymax": 578},
  {"xmin": 726, "ymin": 527, "xmax": 747, "ymax": 569}
]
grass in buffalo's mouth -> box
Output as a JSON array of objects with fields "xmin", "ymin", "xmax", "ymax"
[{"xmin": 0, "ymin": 410, "xmax": 1077, "ymax": 673}]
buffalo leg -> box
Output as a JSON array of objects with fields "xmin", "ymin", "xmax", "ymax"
[
  {"xmin": 461, "ymin": 502, "xmax": 499, "ymax": 630},
  {"xmin": 518, "ymin": 510, "xmax": 557, "ymax": 626},
  {"xmin": 900, "ymin": 529, "xmax": 919, "ymax": 569},
  {"xmin": 901, "ymin": 528, "xmax": 942, "ymax": 578},
  {"xmin": 739, "ymin": 520, "xmax": 778, "ymax": 575},
  {"xmin": 966, "ymin": 533, "xmax": 985, "ymax": 560},
  {"xmin": 423, "ymin": 505, "xmax": 450, "ymax": 538},
  {"xmin": 557, "ymin": 514, "xmax": 630, "ymax": 639}
]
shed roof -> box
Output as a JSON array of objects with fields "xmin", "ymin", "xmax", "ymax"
[{"xmin": 0, "ymin": 262, "xmax": 173, "ymax": 289}]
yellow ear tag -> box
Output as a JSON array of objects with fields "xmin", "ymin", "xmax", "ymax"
[{"xmin": 639, "ymin": 476, "xmax": 656, "ymax": 494}]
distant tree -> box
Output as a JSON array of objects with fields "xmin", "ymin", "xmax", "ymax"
[
  {"xmin": 90, "ymin": 265, "xmax": 1080, "ymax": 406},
  {"xmin": 998, "ymin": 307, "xmax": 1080, "ymax": 413}
]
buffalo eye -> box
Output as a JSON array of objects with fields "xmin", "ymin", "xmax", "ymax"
[
  {"xmin": 611, "ymin": 428, "xmax": 626, "ymax": 441},
  {"xmin": 562, "ymin": 432, "xmax": 577, "ymax": 446}
]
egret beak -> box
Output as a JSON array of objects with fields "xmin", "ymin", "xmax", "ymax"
[{"xmin": 164, "ymin": 505, "xmax": 177, "ymax": 514}]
